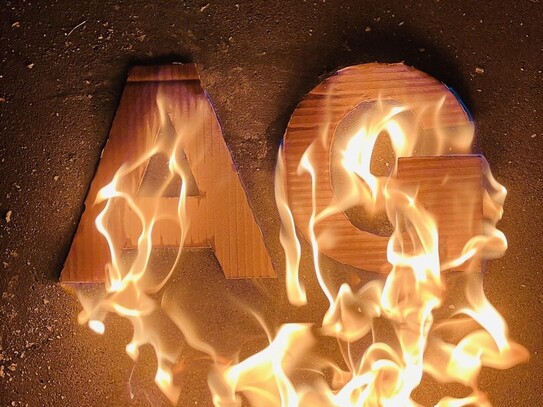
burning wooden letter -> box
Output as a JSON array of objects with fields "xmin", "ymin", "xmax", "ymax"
[
  {"xmin": 61, "ymin": 64, "xmax": 275, "ymax": 283},
  {"xmin": 282, "ymin": 63, "xmax": 482, "ymax": 274}
]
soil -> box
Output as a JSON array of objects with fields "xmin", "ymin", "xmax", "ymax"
[{"xmin": 0, "ymin": 0, "xmax": 541, "ymax": 406}]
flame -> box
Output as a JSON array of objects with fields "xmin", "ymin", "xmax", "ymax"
[
  {"xmin": 265, "ymin": 96, "xmax": 528, "ymax": 406},
  {"xmin": 76, "ymin": 86, "xmax": 201, "ymax": 405},
  {"xmin": 209, "ymin": 323, "xmax": 314, "ymax": 407},
  {"xmin": 77, "ymin": 82, "xmax": 528, "ymax": 406},
  {"xmin": 276, "ymin": 148, "xmax": 306, "ymax": 306}
]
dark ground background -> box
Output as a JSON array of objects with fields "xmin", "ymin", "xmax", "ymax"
[{"xmin": 0, "ymin": 0, "xmax": 541, "ymax": 406}]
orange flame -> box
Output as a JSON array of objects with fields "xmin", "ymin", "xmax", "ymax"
[{"xmin": 77, "ymin": 85, "xmax": 528, "ymax": 406}]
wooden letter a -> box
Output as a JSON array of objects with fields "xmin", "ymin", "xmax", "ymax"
[{"xmin": 61, "ymin": 64, "xmax": 275, "ymax": 283}]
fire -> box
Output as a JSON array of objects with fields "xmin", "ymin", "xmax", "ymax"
[{"xmin": 76, "ymin": 83, "xmax": 528, "ymax": 406}]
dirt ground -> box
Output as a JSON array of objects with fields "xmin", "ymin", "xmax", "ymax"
[{"xmin": 0, "ymin": 0, "xmax": 541, "ymax": 406}]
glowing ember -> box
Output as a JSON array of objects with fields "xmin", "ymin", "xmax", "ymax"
[{"xmin": 76, "ymin": 82, "xmax": 528, "ymax": 406}]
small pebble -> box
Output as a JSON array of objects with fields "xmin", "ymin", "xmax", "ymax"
[
  {"xmin": 11, "ymin": 21, "xmax": 20, "ymax": 28},
  {"xmin": 27, "ymin": 63, "xmax": 34, "ymax": 70},
  {"xmin": 5, "ymin": 210, "xmax": 12, "ymax": 223},
  {"xmin": 53, "ymin": 175, "xmax": 59, "ymax": 181},
  {"xmin": 530, "ymin": 133, "xmax": 536, "ymax": 138},
  {"xmin": 475, "ymin": 66, "xmax": 485, "ymax": 74},
  {"xmin": 365, "ymin": 26, "xmax": 371, "ymax": 32}
]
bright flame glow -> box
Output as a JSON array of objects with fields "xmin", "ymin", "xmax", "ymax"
[
  {"xmin": 78, "ymin": 84, "xmax": 528, "ymax": 406},
  {"xmin": 88, "ymin": 319, "xmax": 105, "ymax": 335}
]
